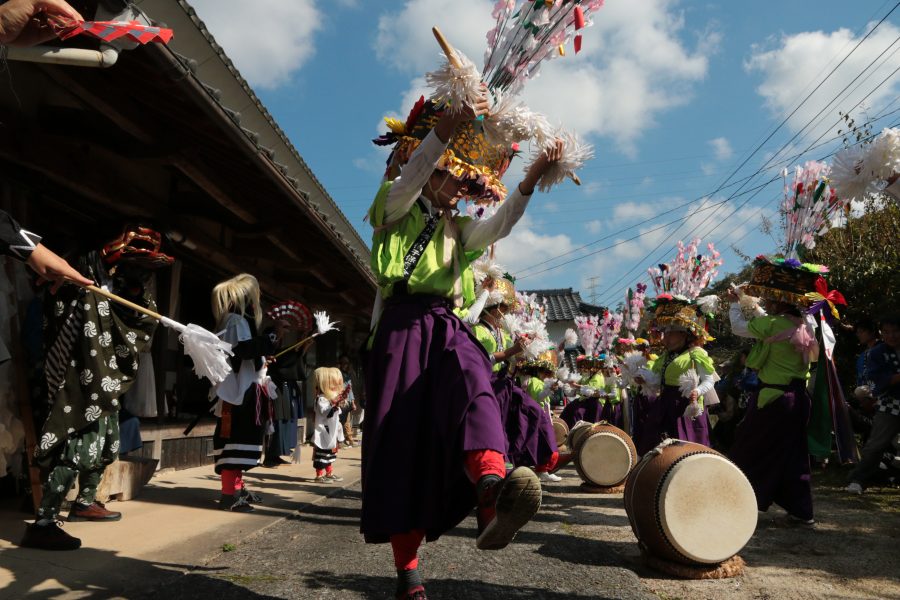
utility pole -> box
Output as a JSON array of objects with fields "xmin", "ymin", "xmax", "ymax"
[{"xmin": 586, "ymin": 276, "xmax": 600, "ymax": 305}]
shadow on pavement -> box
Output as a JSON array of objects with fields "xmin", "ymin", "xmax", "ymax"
[
  {"xmin": 0, "ymin": 545, "xmax": 271, "ymax": 599},
  {"xmin": 302, "ymin": 570, "xmax": 633, "ymax": 599}
]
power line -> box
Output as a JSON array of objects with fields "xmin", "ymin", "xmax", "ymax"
[{"xmin": 586, "ymin": 8, "xmax": 900, "ymax": 304}]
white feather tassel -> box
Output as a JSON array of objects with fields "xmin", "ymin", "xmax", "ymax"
[
  {"xmin": 160, "ymin": 317, "xmax": 233, "ymax": 384},
  {"xmin": 290, "ymin": 443, "xmax": 302, "ymax": 464},
  {"xmin": 313, "ymin": 311, "xmax": 339, "ymax": 336},
  {"xmin": 483, "ymin": 91, "xmax": 553, "ymax": 148},
  {"xmin": 831, "ymin": 144, "xmax": 876, "ymax": 202},
  {"xmin": 425, "ymin": 49, "xmax": 482, "ymax": 115},
  {"xmin": 564, "ymin": 328, "xmax": 578, "ymax": 348},
  {"xmin": 620, "ymin": 350, "xmax": 648, "ymax": 386},
  {"xmin": 695, "ymin": 295, "xmax": 719, "ymax": 315},
  {"xmin": 683, "ymin": 400, "xmax": 704, "ymax": 420},
  {"xmin": 529, "ymin": 130, "xmax": 594, "ymax": 192},
  {"xmin": 678, "ymin": 369, "xmax": 700, "ymax": 398}
]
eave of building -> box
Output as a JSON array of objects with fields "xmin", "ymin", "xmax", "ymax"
[{"xmin": 135, "ymin": 0, "xmax": 372, "ymax": 278}]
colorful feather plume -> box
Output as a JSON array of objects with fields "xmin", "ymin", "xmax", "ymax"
[
  {"xmin": 648, "ymin": 238, "xmax": 723, "ymax": 300},
  {"xmin": 597, "ymin": 310, "xmax": 623, "ymax": 353},
  {"xmin": 623, "ymin": 283, "xmax": 647, "ymax": 333},
  {"xmin": 574, "ymin": 314, "xmax": 600, "ymax": 356},
  {"xmin": 483, "ymin": 0, "xmax": 606, "ymax": 95},
  {"xmin": 781, "ymin": 161, "xmax": 846, "ymax": 259}
]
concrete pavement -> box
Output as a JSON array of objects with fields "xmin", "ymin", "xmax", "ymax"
[{"xmin": 0, "ymin": 445, "xmax": 362, "ymax": 599}]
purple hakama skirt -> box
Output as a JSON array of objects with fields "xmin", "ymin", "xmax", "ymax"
[
  {"xmin": 728, "ymin": 380, "xmax": 813, "ymax": 521},
  {"xmin": 602, "ymin": 401, "xmax": 624, "ymax": 429},
  {"xmin": 491, "ymin": 374, "xmax": 558, "ymax": 467},
  {"xmin": 361, "ymin": 295, "xmax": 507, "ymax": 543},
  {"xmin": 560, "ymin": 397, "xmax": 605, "ymax": 429},
  {"xmin": 632, "ymin": 386, "xmax": 710, "ymax": 455}
]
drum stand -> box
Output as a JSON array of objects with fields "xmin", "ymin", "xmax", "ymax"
[
  {"xmin": 580, "ymin": 482, "xmax": 625, "ymax": 494},
  {"xmin": 641, "ymin": 550, "xmax": 746, "ymax": 579}
]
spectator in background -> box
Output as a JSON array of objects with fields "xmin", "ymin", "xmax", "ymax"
[
  {"xmin": 849, "ymin": 319, "xmax": 881, "ymax": 442},
  {"xmin": 710, "ymin": 349, "xmax": 754, "ymax": 452},
  {"xmin": 847, "ymin": 315, "xmax": 900, "ymax": 494}
]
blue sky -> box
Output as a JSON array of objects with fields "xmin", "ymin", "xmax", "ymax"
[{"xmin": 191, "ymin": 0, "xmax": 900, "ymax": 308}]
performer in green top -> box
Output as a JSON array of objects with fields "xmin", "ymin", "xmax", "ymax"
[
  {"xmin": 727, "ymin": 257, "xmax": 825, "ymax": 525},
  {"xmin": 560, "ymin": 356, "xmax": 605, "ymax": 428},
  {"xmin": 363, "ymin": 87, "xmax": 566, "ymax": 599}
]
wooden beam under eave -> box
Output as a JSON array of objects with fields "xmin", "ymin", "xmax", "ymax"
[
  {"xmin": 173, "ymin": 158, "xmax": 258, "ymax": 225},
  {"xmin": 0, "ymin": 134, "xmax": 156, "ymax": 220},
  {"xmin": 39, "ymin": 64, "xmax": 157, "ymax": 146}
]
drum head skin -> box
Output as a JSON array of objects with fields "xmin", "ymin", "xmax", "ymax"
[
  {"xmin": 658, "ymin": 453, "xmax": 758, "ymax": 564},
  {"xmin": 552, "ymin": 418, "xmax": 569, "ymax": 447},
  {"xmin": 578, "ymin": 433, "xmax": 635, "ymax": 487},
  {"xmin": 567, "ymin": 422, "xmax": 593, "ymax": 452}
]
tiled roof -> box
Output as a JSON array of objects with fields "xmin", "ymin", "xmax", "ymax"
[
  {"xmin": 523, "ymin": 288, "xmax": 606, "ymax": 321},
  {"xmin": 143, "ymin": 0, "xmax": 371, "ymax": 276}
]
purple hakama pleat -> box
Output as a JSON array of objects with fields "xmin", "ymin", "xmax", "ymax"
[
  {"xmin": 632, "ymin": 386, "xmax": 710, "ymax": 455},
  {"xmin": 361, "ymin": 296, "xmax": 507, "ymax": 544},
  {"xmin": 729, "ymin": 380, "xmax": 814, "ymax": 521},
  {"xmin": 494, "ymin": 375, "xmax": 558, "ymax": 467},
  {"xmin": 560, "ymin": 397, "xmax": 605, "ymax": 428}
]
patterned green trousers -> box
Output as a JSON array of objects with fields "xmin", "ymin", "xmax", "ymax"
[{"xmin": 37, "ymin": 414, "xmax": 119, "ymax": 520}]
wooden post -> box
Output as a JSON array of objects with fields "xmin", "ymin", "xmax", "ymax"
[{"xmin": 5, "ymin": 257, "xmax": 42, "ymax": 511}]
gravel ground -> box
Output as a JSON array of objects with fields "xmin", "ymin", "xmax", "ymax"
[{"xmin": 131, "ymin": 464, "xmax": 900, "ymax": 600}]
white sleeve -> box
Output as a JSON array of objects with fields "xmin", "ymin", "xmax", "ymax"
[
  {"xmin": 694, "ymin": 363, "xmax": 716, "ymax": 396},
  {"xmin": 316, "ymin": 395, "xmax": 332, "ymax": 417},
  {"xmin": 383, "ymin": 130, "xmax": 449, "ymax": 223},
  {"xmin": 729, "ymin": 303, "xmax": 755, "ymax": 339},
  {"xmin": 460, "ymin": 187, "xmax": 532, "ymax": 251}
]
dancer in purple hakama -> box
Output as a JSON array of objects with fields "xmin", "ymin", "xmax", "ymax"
[
  {"xmin": 363, "ymin": 88, "xmax": 569, "ymax": 598},
  {"xmin": 560, "ymin": 355, "xmax": 606, "ymax": 428},
  {"xmin": 468, "ymin": 268, "xmax": 558, "ymax": 475},
  {"xmin": 726, "ymin": 258, "xmax": 828, "ymax": 525}
]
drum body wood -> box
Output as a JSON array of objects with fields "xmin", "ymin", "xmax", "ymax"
[
  {"xmin": 574, "ymin": 423, "xmax": 637, "ymax": 487},
  {"xmin": 551, "ymin": 416, "xmax": 569, "ymax": 448},
  {"xmin": 624, "ymin": 439, "xmax": 757, "ymax": 565},
  {"xmin": 566, "ymin": 421, "xmax": 594, "ymax": 453}
]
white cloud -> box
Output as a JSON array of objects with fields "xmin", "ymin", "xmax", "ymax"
[
  {"xmin": 375, "ymin": 0, "xmax": 717, "ymax": 155},
  {"xmin": 585, "ymin": 220, "xmax": 603, "ymax": 233},
  {"xmin": 375, "ymin": 0, "xmax": 493, "ymax": 73},
  {"xmin": 709, "ymin": 137, "xmax": 733, "ymax": 161},
  {"xmin": 613, "ymin": 201, "xmax": 657, "ymax": 222},
  {"xmin": 190, "ymin": 0, "xmax": 322, "ymax": 89},
  {"xmin": 746, "ymin": 22, "xmax": 900, "ymax": 140},
  {"xmin": 494, "ymin": 214, "xmax": 576, "ymax": 276}
]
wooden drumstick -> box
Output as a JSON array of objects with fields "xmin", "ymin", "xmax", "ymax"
[{"xmin": 432, "ymin": 26, "xmax": 461, "ymax": 68}]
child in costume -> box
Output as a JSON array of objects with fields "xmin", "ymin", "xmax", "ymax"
[
  {"xmin": 599, "ymin": 358, "xmax": 624, "ymax": 428},
  {"xmin": 210, "ymin": 274, "xmax": 276, "ymax": 513},
  {"xmin": 363, "ymin": 89, "xmax": 565, "ymax": 598},
  {"xmin": 560, "ymin": 354, "xmax": 605, "ymax": 428},
  {"xmin": 514, "ymin": 352, "xmax": 563, "ymax": 482},
  {"xmin": 312, "ymin": 366, "xmax": 347, "ymax": 483}
]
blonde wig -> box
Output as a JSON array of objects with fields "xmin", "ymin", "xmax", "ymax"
[
  {"xmin": 314, "ymin": 367, "xmax": 345, "ymax": 401},
  {"xmin": 212, "ymin": 273, "xmax": 262, "ymax": 328}
]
